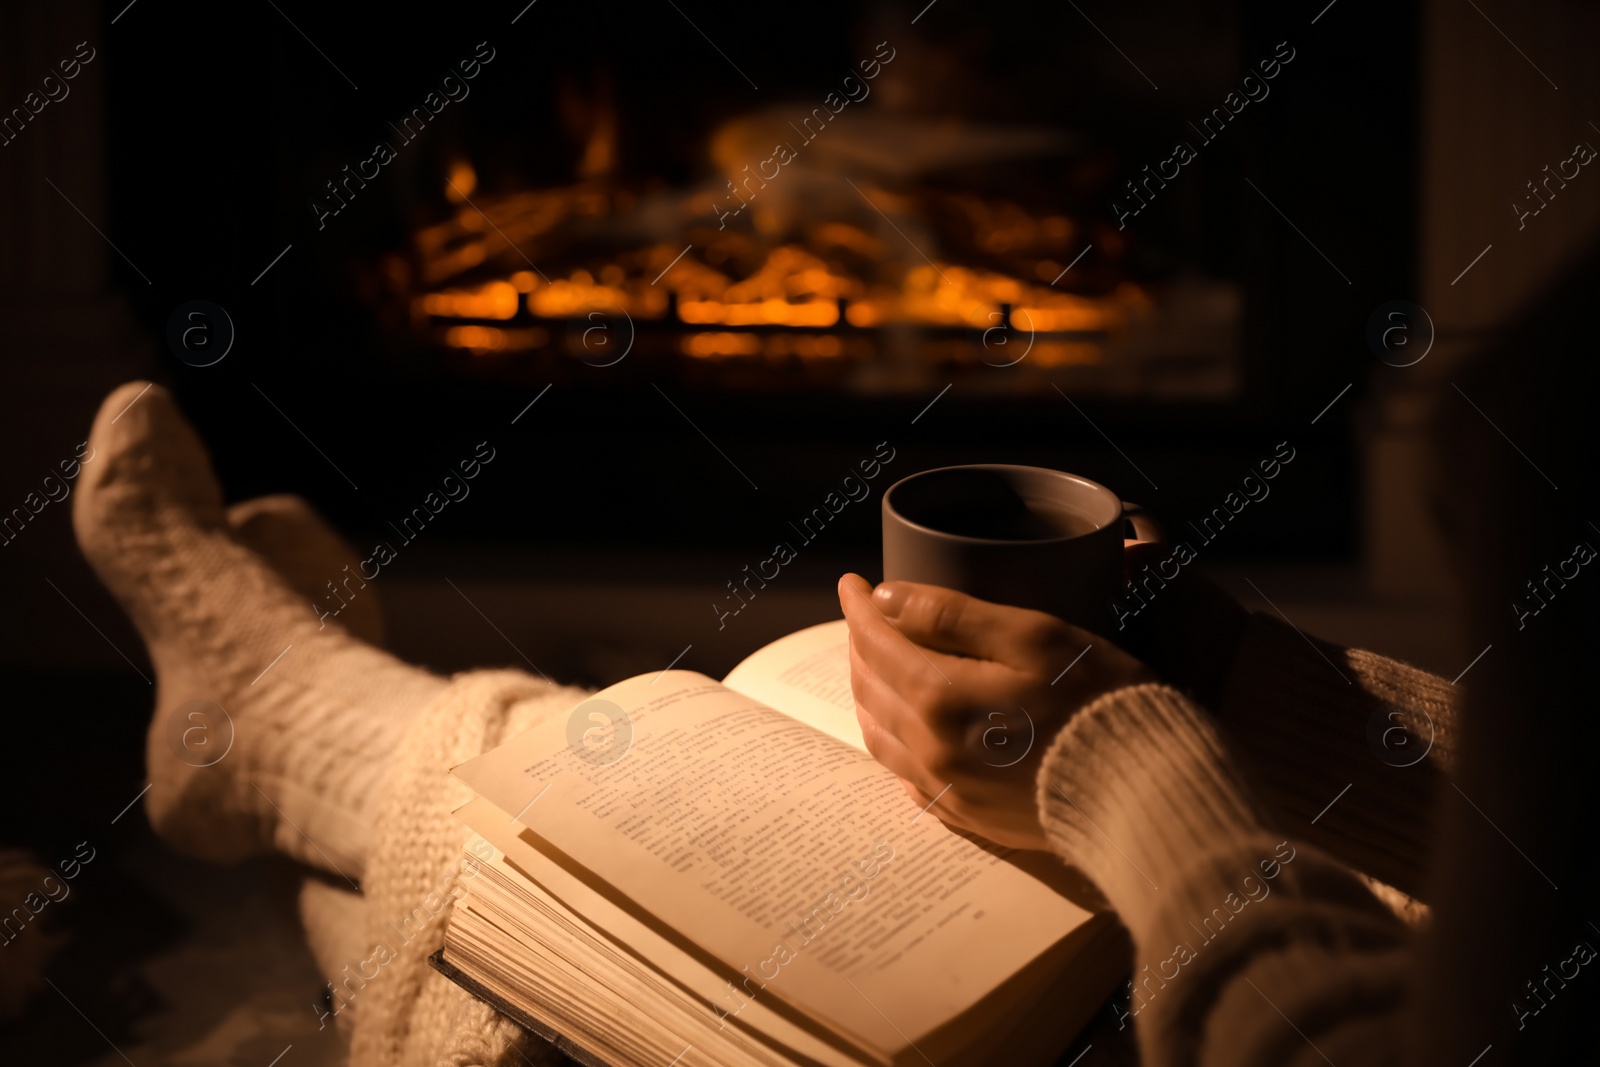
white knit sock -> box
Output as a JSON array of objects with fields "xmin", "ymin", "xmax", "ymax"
[
  {"xmin": 72, "ymin": 382, "xmax": 447, "ymax": 880},
  {"xmin": 227, "ymin": 493, "xmax": 388, "ymax": 649},
  {"xmin": 227, "ymin": 494, "xmax": 385, "ymax": 1035}
]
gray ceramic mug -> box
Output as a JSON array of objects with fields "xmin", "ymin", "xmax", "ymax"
[{"xmin": 882, "ymin": 464, "xmax": 1139, "ymax": 635}]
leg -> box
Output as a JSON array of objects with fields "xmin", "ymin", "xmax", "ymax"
[
  {"xmin": 74, "ymin": 383, "xmax": 584, "ymax": 1064},
  {"xmin": 73, "ymin": 382, "xmax": 446, "ymax": 878},
  {"xmin": 226, "ymin": 494, "xmax": 394, "ymax": 1025}
]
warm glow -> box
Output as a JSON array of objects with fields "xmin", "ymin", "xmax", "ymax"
[
  {"xmin": 528, "ymin": 277, "xmax": 632, "ymax": 318},
  {"xmin": 445, "ymin": 160, "xmax": 478, "ymax": 202},
  {"xmin": 679, "ymin": 297, "xmax": 839, "ymax": 328},
  {"xmin": 421, "ymin": 279, "xmax": 520, "ymax": 320},
  {"xmin": 442, "ymin": 324, "xmax": 550, "ymax": 353},
  {"xmin": 1029, "ymin": 341, "xmax": 1101, "ymax": 367},
  {"xmin": 445, "ymin": 324, "xmax": 506, "ymax": 351},
  {"xmin": 764, "ymin": 334, "xmax": 844, "ymax": 358},
  {"xmin": 684, "ymin": 332, "xmax": 763, "ymax": 357},
  {"xmin": 845, "ymin": 301, "xmax": 883, "ymax": 327},
  {"xmin": 409, "ymin": 163, "xmax": 1149, "ymax": 367}
]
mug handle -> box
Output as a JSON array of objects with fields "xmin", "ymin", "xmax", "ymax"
[{"xmin": 1121, "ymin": 500, "xmax": 1164, "ymax": 544}]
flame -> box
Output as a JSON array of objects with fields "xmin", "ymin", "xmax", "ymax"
[
  {"xmin": 410, "ymin": 170, "xmax": 1147, "ymax": 372},
  {"xmin": 442, "ymin": 324, "xmax": 550, "ymax": 353},
  {"xmin": 419, "ymin": 233, "xmax": 1133, "ymax": 334},
  {"xmin": 445, "ymin": 160, "xmax": 478, "ymax": 203},
  {"xmin": 420, "ymin": 279, "xmax": 519, "ymax": 319}
]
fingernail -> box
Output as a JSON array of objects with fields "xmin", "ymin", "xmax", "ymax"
[{"xmin": 871, "ymin": 583, "xmax": 904, "ymax": 616}]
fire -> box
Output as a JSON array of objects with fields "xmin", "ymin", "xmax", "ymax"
[
  {"xmin": 443, "ymin": 324, "xmax": 549, "ymax": 353},
  {"xmin": 444, "ymin": 160, "xmax": 477, "ymax": 202},
  {"xmin": 422, "ymin": 278, "xmax": 519, "ymax": 319},
  {"xmin": 404, "ymin": 165, "xmax": 1154, "ymax": 375}
]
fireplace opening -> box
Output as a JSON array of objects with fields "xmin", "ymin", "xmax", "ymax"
[{"xmin": 108, "ymin": 0, "xmax": 1417, "ymax": 559}]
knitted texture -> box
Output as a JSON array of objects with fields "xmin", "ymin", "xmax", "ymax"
[
  {"xmin": 72, "ymin": 383, "xmax": 447, "ymax": 876},
  {"xmin": 435, "ymin": 995, "xmax": 555, "ymax": 1067},
  {"xmin": 1216, "ymin": 614, "xmax": 1457, "ymax": 897},
  {"xmin": 1036, "ymin": 681, "xmax": 1410, "ymax": 1067},
  {"xmin": 350, "ymin": 668, "xmax": 592, "ymax": 1067},
  {"xmin": 230, "ymin": 493, "xmax": 390, "ymax": 1037},
  {"xmin": 228, "ymin": 493, "xmax": 388, "ymax": 647},
  {"xmin": 300, "ymin": 877, "xmax": 372, "ymax": 1039},
  {"xmin": 1036, "ymin": 683, "xmax": 1268, "ymax": 919},
  {"xmin": 70, "ymin": 382, "xmax": 587, "ymax": 1065}
]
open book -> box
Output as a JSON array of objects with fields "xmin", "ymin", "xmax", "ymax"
[{"xmin": 442, "ymin": 619, "xmax": 1127, "ymax": 1067}]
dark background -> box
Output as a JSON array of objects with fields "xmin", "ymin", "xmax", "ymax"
[
  {"xmin": 98, "ymin": 0, "xmax": 1415, "ymax": 560},
  {"xmin": 0, "ymin": 0, "xmax": 1469, "ymax": 1061}
]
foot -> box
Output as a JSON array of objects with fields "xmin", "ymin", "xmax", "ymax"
[
  {"xmin": 228, "ymin": 495, "xmax": 386, "ymax": 647},
  {"xmin": 73, "ymin": 382, "xmax": 445, "ymax": 875}
]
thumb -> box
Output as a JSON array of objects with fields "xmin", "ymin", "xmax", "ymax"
[{"xmin": 837, "ymin": 572, "xmax": 874, "ymax": 610}]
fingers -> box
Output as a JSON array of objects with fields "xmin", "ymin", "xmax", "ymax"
[
  {"xmin": 839, "ymin": 571, "xmax": 874, "ymax": 603},
  {"xmin": 849, "ymin": 633, "xmax": 1025, "ymax": 800},
  {"xmin": 853, "ymin": 698, "xmax": 930, "ymax": 791},
  {"xmin": 837, "ymin": 575, "xmax": 975, "ymax": 701},
  {"xmin": 846, "ymin": 645, "xmax": 954, "ymax": 805},
  {"xmin": 851, "ymin": 633, "xmax": 947, "ymax": 751},
  {"xmin": 847, "ymin": 575, "xmax": 1080, "ymax": 672},
  {"xmin": 899, "ymin": 780, "xmax": 982, "ymax": 838}
]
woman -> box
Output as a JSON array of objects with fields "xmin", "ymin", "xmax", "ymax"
[
  {"xmin": 71, "ymin": 247, "xmax": 1596, "ymax": 1066},
  {"xmin": 840, "ymin": 243, "xmax": 1600, "ymax": 1065}
]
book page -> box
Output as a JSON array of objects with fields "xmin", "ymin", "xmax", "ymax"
[
  {"xmin": 453, "ymin": 797, "xmax": 867, "ymax": 1067},
  {"xmin": 452, "ymin": 671, "xmax": 1093, "ymax": 1060},
  {"xmin": 722, "ymin": 619, "xmax": 861, "ymax": 750},
  {"xmin": 725, "ymin": 618, "xmax": 1109, "ymax": 910}
]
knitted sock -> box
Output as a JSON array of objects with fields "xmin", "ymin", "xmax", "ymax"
[
  {"xmin": 227, "ymin": 494, "xmax": 387, "ymax": 648},
  {"xmin": 72, "ymin": 382, "xmax": 447, "ymax": 879},
  {"xmin": 225, "ymin": 494, "xmax": 389, "ymax": 1020}
]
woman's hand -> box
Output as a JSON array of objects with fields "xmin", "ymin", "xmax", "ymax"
[{"xmin": 837, "ymin": 573, "xmax": 1156, "ymax": 850}]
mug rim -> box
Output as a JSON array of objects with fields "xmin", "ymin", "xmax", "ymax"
[{"xmin": 882, "ymin": 463, "xmax": 1123, "ymax": 546}]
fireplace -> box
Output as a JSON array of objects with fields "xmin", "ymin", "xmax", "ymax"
[
  {"xmin": 390, "ymin": 124, "xmax": 1237, "ymax": 402},
  {"xmin": 106, "ymin": 0, "xmax": 1418, "ymax": 560}
]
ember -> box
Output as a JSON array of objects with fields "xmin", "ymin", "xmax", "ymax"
[{"xmin": 382, "ymin": 91, "xmax": 1238, "ymax": 397}]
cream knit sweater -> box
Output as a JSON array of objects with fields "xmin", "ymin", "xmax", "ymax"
[{"xmin": 1037, "ymin": 612, "xmax": 1457, "ymax": 1066}]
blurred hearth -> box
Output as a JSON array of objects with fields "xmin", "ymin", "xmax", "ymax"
[
  {"xmin": 83, "ymin": 0, "xmax": 1417, "ymax": 561},
  {"xmin": 391, "ymin": 154, "xmax": 1237, "ymax": 400}
]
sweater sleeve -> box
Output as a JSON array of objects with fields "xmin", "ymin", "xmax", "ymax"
[
  {"xmin": 1212, "ymin": 613, "xmax": 1458, "ymax": 898},
  {"xmin": 1037, "ymin": 683, "xmax": 1413, "ymax": 1067}
]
